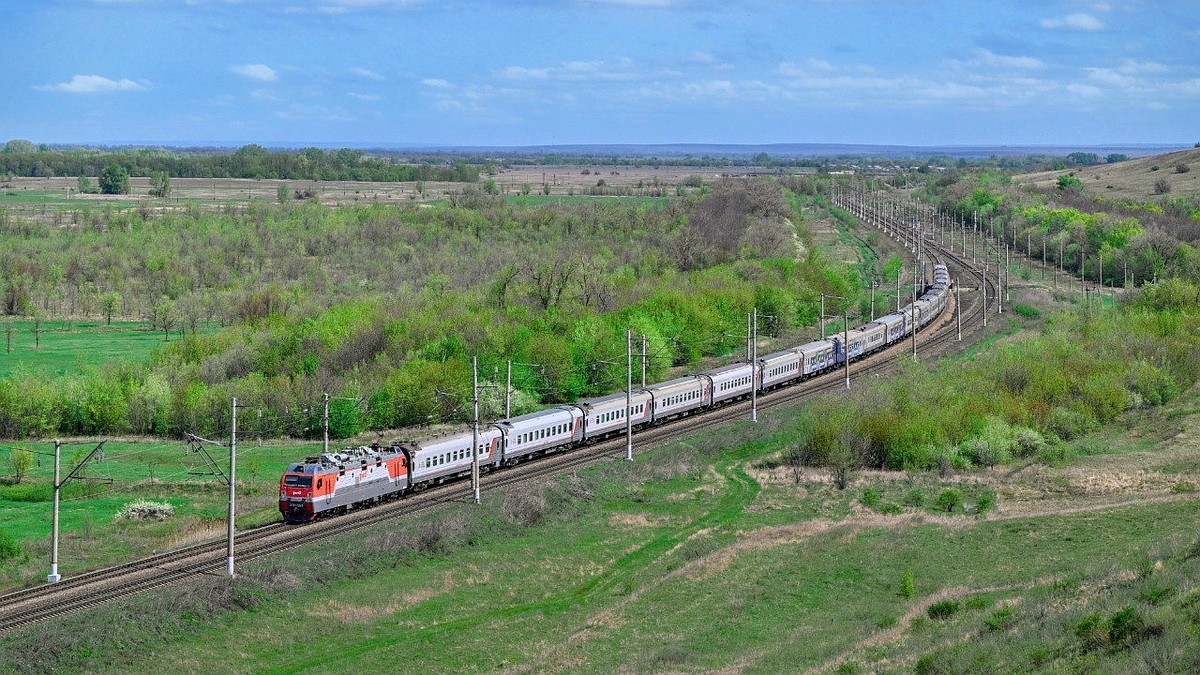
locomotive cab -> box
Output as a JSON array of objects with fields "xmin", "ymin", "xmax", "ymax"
[{"xmin": 280, "ymin": 462, "xmax": 319, "ymax": 522}]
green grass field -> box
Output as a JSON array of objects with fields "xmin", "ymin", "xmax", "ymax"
[
  {"xmin": 0, "ymin": 439, "xmax": 314, "ymax": 589},
  {"xmin": 0, "ymin": 320, "xmax": 171, "ymax": 377},
  {"xmin": 0, "ymin": 189, "xmax": 76, "ymax": 206}
]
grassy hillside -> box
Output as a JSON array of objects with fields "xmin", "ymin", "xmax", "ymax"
[
  {"xmin": 3, "ymin": 368, "xmax": 1199, "ymax": 674},
  {"xmin": 1014, "ymin": 147, "xmax": 1200, "ymax": 201}
]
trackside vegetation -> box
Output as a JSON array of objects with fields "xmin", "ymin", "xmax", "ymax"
[{"xmin": 796, "ymin": 285, "xmax": 1200, "ymax": 474}]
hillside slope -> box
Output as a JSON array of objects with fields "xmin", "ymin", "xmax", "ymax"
[{"xmin": 1014, "ymin": 147, "xmax": 1200, "ymax": 200}]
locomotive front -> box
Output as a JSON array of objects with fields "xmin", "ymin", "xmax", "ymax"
[{"xmin": 279, "ymin": 462, "xmax": 323, "ymax": 522}]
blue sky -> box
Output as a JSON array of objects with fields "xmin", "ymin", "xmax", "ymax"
[{"xmin": 2, "ymin": 0, "xmax": 1198, "ymax": 147}]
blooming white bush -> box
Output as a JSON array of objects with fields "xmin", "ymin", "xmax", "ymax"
[{"xmin": 115, "ymin": 499, "xmax": 175, "ymax": 522}]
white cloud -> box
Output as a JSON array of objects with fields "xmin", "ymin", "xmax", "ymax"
[
  {"xmin": 285, "ymin": 0, "xmax": 424, "ymax": 14},
  {"xmin": 421, "ymin": 78, "xmax": 453, "ymax": 89},
  {"xmin": 499, "ymin": 58, "xmax": 670, "ymax": 83},
  {"xmin": 34, "ymin": 74, "xmax": 146, "ymax": 93},
  {"xmin": 250, "ymin": 89, "xmax": 281, "ymax": 101},
  {"xmin": 1089, "ymin": 2, "xmax": 1112, "ymax": 12},
  {"xmin": 230, "ymin": 63, "xmax": 279, "ymax": 81},
  {"xmin": 971, "ymin": 49, "xmax": 1044, "ymax": 70},
  {"xmin": 1066, "ymin": 83, "xmax": 1102, "ymax": 97},
  {"xmin": 586, "ymin": 0, "xmax": 681, "ymax": 6},
  {"xmin": 349, "ymin": 67, "xmax": 385, "ymax": 81},
  {"xmin": 348, "ymin": 92, "xmax": 382, "ymax": 101},
  {"xmin": 1041, "ymin": 13, "xmax": 1104, "ymax": 30},
  {"xmin": 777, "ymin": 59, "xmax": 875, "ymax": 78},
  {"xmin": 1117, "ymin": 60, "xmax": 1168, "ymax": 75}
]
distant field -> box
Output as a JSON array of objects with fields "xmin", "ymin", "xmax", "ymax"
[
  {"xmin": 504, "ymin": 194, "xmax": 669, "ymax": 207},
  {"xmin": 0, "ymin": 320, "xmax": 170, "ymax": 378}
]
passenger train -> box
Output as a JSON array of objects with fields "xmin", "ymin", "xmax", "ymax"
[{"xmin": 280, "ymin": 265, "xmax": 952, "ymax": 521}]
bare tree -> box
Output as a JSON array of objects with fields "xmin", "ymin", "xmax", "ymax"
[{"xmin": 528, "ymin": 253, "xmax": 578, "ymax": 311}]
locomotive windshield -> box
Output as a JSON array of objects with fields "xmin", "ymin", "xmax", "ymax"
[{"xmin": 283, "ymin": 475, "xmax": 313, "ymax": 487}]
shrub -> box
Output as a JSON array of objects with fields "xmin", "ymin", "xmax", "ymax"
[
  {"xmin": 965, "ymin": 595, "xmax": 991, "ymax": 610},
  {"xmin": 1012, "ymin": 427, "xmax": 1045, "ymax": 457},
  {"xmin": 1176, "ymin": 164, "xmax": 1191, "ymax": 174},
  {"xmin": 0, "ymin": 528, "xmax": 21, "ymax": 560},
  {"xmin": 899, "ymin": 566, "xmax": 916, "ymax": 599},
  {"xmin": 975, "ymin": 490, "xmax": 996, "ymax": 516},
  {"xmin": 114, "ymin": 500, "xmax": 175, "ymax": 522},
  {"xmin": 1056, "ymin": 175, "xmax": 1083, "ymax": 191},
  {"xmin": 1046, "ymin": 406, "xmax": 1097, "ymax": 441},
  {"xmin": 927, "ymin": 599, "xmax": 960, "ymax": 620},
  {"xmin": 985, "ymin": 606, "xmax": 1017, "ymax": 631},
  {"xmin": 878, "ymin": 502, "xmax": 903, "ymax": 514},
  {"xmin": 6, "ymin": 447, "xmax": 33, "ymax": 483},
  {"xmin": 935, "ymin": 489, "xmax": 963, "ymax": 513},
  {"xmin": 904, "ymin": 488, "xmax": 925, "ymax": 507},
  {"xmin": 1153, "ymin": 178, "xmax": 1171, "ymax": 195},
  {"xmin": 860, "ymin": 488, "xmax": 881, "ymax": 509},
  {"xmin": 1107, "ymin": 606, "xmax": 1145, "ymax": 648},
  {"xmin": 501, "ymin": 485, "xmax": 547, "ymax": 527},
  {"xmin": 1012, "ymin": 303, "xmax": 1041, "ymax": 319}
]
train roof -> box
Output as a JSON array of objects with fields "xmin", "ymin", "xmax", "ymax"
[
  {"xmin": 645, "ymin": 374, "xmax": 705, "ymax": 390},
  {"xmin": 495, "ymin": 405, "xmax": 579, "ymax": 426},
  {"xmin": 796, "ymin": 339, "xmax": 835, "ymax": 353},
  {"xmin": 579, "ymin": 390, "xmax": 650, "ymax": 407},
  {"xmin": 702, "ymin": 361, "xmax": 754, "ymax": 376}
]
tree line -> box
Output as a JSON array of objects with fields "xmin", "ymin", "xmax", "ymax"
[{"xmin": 0, "ymin": 142, "xmax": 479, "ymax": 183}]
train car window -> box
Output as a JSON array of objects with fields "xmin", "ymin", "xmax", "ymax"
[{"xmin": 316, "ymin": 478, "xmax": 323, "ymax": 489}]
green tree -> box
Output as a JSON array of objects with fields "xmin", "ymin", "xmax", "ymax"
[
  {"xmin": 935, "ymin": 489, "xmax": 963, "ymax": 513},
  {"xmin": 148, "ymin": 171, "xmax": 171, "ymax": 198},
  {"xmin": 98, "ymin": 164, "xmax": 130, "ymax": 195},
  {"xmin": 2, "ymin": 139, "xmax": 36, "ymax": 154},
  {"xmin": 100, "ymin": 292, "xmax": 121, "ymax": 325},
  {"xmin": 542, "ymin": 183, "xmax": 551, "ymax": 195},
  {"xmin": 277, "ymin": 183, "xmax": 290, "ymax": 203},
  {"xmin": 483, "ymin": 179, "xmax": 499, "ymax": 195},
  {"xmin": 521, "ymin": 182, "xmax": 532, "ymax": 196},
  {"xmin": 7, "ymin": 447, "xmax": 33, "ymax": 483},
  {"xmin": 77, "ymin": 175, "xmax": 98, "ymax": 194}
]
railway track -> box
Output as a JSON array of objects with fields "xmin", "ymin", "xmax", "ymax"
[{"xmin": 0, "ymin": 194, "xmax": 997, "ymax": 633}]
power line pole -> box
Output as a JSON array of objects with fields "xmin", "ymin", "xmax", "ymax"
[
  {"xmin": 625, "ymin": 330, "xmax": 633, "ymax": 461},
  {"xmin": 956, "ymin": 280, "xmax": 962, "ymax": 342},
  {"xmin": 751, "ymin": 308, "xmax": 759, "ymax": 420},
  {"xmin": 322, "ymin": 393, "xmax": 329, "ymax": 454},
  {"xmin": 997, "ymin": 248, "xmax": 1004, "ymax": 314},
  {"xmin": 983, "ymin": 258, "xmax": 988, "ymax": 328},
  {"xmin": 472, "ymin": 356, "xmax": 481, "ymax": 504},
  {"xmin": 820, "ymin": 294, "xmax": 826, "ymax": 339},
  {"xmin": 912, "ymin": 307, "xmax": 919, "ymax": 360},
  {"xmin": 843, "ymin": 310, "xmax": 850, "ymax": 389},
  {"xmin": 641, "ymin": 334, "xmax": 647, "ymax": 389},
  {"xmin": 227, "ymin": 397, "xmax": 236, "ymax": 578},
  {"xmin": 49, "ymin": 440, "xmax": 61, "ymax": 584},
  {"xmin": 505, "ymin": 359, "xmax": 512, "ymax": 418}
]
